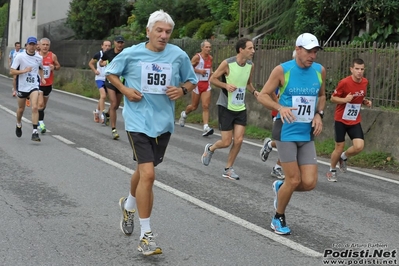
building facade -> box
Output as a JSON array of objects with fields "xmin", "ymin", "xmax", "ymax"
[
  {"xmin": 2, "ymin": 0, "xmax": 73, "ymax": 69},
  {"xmin": 7, "ymin": 0, "xmax": 73, "ymax": 46}
]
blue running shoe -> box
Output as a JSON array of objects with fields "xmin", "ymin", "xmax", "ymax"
[
  {"xmin": 272, "ymin": 180, "xmax": 283, "ymax": 210},
  {"xmin": 271, "ymin": 216, "xmax": 291, "ymax": 235}
]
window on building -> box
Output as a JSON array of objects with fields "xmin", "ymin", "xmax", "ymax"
[{"xmin": 32, "ymin": 0, "xmax": 36, "ymax": 18}]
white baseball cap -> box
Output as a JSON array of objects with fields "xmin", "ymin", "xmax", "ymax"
[{"xmin": 296, "ymin": 33, "xmax": 322, "ymax": 50}]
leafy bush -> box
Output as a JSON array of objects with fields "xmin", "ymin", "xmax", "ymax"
[
  {"xmin": 221, "ymin": 19, "xmax": 238, "ymax": 39},
  {"xmin": 195, "ymin": 21, "xmax": 217, "ymax": 40},
  {"xmin": 0, "ymin": 3, "xmax": 8, "ymax": 37},
  {"xmin": 183, "ymin": 18, "xmax": 204, "ymax": 38}
]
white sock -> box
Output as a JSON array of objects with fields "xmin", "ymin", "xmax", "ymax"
[
  {"xmin": 125, "ymin": 193, "xmax": 136, "ymax": 211},
  {"xmin": 330, "ymin": 168, "xmax": 337, "ymax": 171},
  {"xmin": 33, "ymin": 129, "xmax": 38, "ymax": 133},
  {"xmin": 16, "ymin": 123, "xmax": 22, "ymax": 127},
  {"xmin": 203, "ymin": 124, "xmax": 209, "ymax": 130},
  {"xmin": 95, "ymin": 109, "xmax": 99, "ymax": 113},
  {"xmin": 274, "ymin": 164, "xmax": 281, "ymax": 169},
  {"xmin": 39, "ymin": 120, "xmax": 43, "ymax": 125},
  {"xmin": 268, "ymin": 141, "xmax": 272, "ymax": 149},
  {"xmin": 341, "ymin": 152, "xmax": 347, "ymax": 160},
  {"xmin": 139, "ymin": 218, "xmax": 151, "ymax": 239},
  {"xmin": 181, "ymin": 111, "xmax": 187, "ymax": 118}
]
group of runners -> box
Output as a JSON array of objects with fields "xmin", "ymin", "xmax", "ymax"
[
  {"xmin": 9, "ymin": 9, "xmax": 372, "ymax": 257},
  {"xmin": 9, "ymin": 37, "xmax": 60, "ymax": 142}
]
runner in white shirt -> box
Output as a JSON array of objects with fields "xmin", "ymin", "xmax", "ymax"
[{"xmin": 10, "ymin": 36, "xmax": 46, "ymax": 142}]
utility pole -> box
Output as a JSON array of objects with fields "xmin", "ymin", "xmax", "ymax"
[{"xmin": 19, "ymin": 0, "xmax": 24, "ymax": 43}]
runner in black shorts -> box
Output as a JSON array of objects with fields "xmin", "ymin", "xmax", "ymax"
[
  {"xmin": 11, "ymin": 36, "xmax": 46, "ymax": 142},
  {"xmin": 88, "ymin": 40, "xmax": 112, "ymax": 124},
  {"xmin": 105, "ymin": 10, "xmax": 197, "ymax": 255},
  {"xmin": 201, "ymin": 38, "xmax": 259, "ymax": 181},
  {"xmin": 37, "ymin": 37, "xmax": 61, "ymax": 134},
  {"xmin": 327, "ymin": 58, "xmax": 372, "ymax": 182},
  {"xmin": 100, "ymin": 36, "xmax": 125, "ymax": 139}
]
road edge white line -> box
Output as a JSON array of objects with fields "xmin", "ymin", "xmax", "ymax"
[
  {"xmin": 52, "ymin": 135, "xmax": 75, "ymax": 145},
  {"xmin": 77, "ymin": 148, "xmax": 134, "ymax": 175},
  {"xmin": 0, "ymin": 104, "xmax": 30, "ymax": 124},
  {"xmin": 77, "ymin": 147, "xmax": 322, "ymax": 258}
]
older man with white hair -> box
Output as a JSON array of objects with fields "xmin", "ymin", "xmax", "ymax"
[{"xmin": 106, "ymin": 10, "xmax": 197, "ymax": 256}]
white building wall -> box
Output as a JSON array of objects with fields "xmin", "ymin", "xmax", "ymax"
[
  {"xmin": 4, "ymin": 0, "xmax": 72, "ymax": 69},
  {"xmin": 7, "ymin": 0, "xmax": 71, "ymax": 45},
  {"xmin": 36, "ymin": 0, "xmax": 70, "ymax": 26}
]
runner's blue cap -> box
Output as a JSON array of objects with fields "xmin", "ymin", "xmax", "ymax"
[{"xmin": 27, "ymin": 36, "xmax": 37, "ymax": 44}]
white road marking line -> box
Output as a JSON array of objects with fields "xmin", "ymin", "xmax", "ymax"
[
  {"xmin": 316, "ymin": 160, "xmax": 399, "ymax": 184},
  {"xmin": 77, "ymin": 148, "xmax": 134, "ymax": 175},
  {"xmin": 0, "ymin": 104, "xmax": 30, "ymax": 124},
  {"xmin": 77, "ymin": 146, "xmax": 322, "ymax": 258},
  {"xmin": 52, "ymin": 135, "xmax": 75, "ymax": 145}
]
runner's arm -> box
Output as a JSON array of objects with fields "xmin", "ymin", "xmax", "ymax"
[
  {"xmin": 246, "ymin": 63, "xmax": 258, "ymax": 96},
  {"xmin": 258, "ymin": 66, "xmax": 284, "ymax": 111},
  {"xmin": 316, "ymin": 66, "xmax": 326, "ymax": 112},
  {"xmin": 88, "ymin": 58, "xmax": 98, "ymax": 73},
  {"xmin": 330, "ymin": 80, "xmax": 352, "ymax": 104},
  {"xmin": 209, "ymin": 60, "xmax": 234, "ymax": 91},
  {"xmin": 53, "ymin": 54, "xmax": 61, "ymax": 71}
]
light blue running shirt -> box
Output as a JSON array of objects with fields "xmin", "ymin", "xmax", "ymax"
[
  {"xmin": 276, "ymin": 59, "xmax": 322, "ymax": 141},
  {"xmin": 105, "ymin": 42, "xmax": 197, "ymax": 138}
]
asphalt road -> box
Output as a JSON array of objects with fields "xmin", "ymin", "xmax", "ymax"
[{"xmin": 0, "ymin": 75, "xmax": 398, "ymax": 266}]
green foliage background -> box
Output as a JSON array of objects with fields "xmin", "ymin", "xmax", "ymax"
[
  {"xmin": 2, "ymin": 0, "xmax": 399, "ymax": 45},
  {"xmin": 0, "ymin": 3, "xmax": 8, "ymax": 38},
  {"xmin": 62, "ymin": 0, "xmax": 399, "ymax": 43}
]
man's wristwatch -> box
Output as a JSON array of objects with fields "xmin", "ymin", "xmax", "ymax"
[
  {"xmin": 181, "ymin": 86, "xmax": 188, "ymax": 95},
  {"xmin": 316, "ymin": 110, "xmax": 324, "ymax": 119}
]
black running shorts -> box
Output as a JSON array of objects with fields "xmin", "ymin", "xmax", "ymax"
[
  {"xmin": 334, "ymin": 121, "xmax": 364, "ymax": 142},
  {"xmin": 105, "ymin": 79, "xmax": 121, "ymax": 94},
  {"xmin": 127, "ymin": 132, "xmax": 171, "ymax": 167},
  {"xmin": 39, "ymin": 85, "xmax": 53, "ymax": 96},
  {"xmin": 217, "ymin": 105, "xmax": 247, "ymax": 131}
]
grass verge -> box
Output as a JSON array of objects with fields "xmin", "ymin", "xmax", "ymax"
[{"xmin": 315, "ymin": 139, "xmax": 399, "ymax": 174}]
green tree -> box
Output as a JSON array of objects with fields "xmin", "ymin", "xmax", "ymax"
[
  {"xmin": 173, "ymin": 0, "xmax": 211, "ymax": 24},
  {"xmin": 205, "ymin": 0, "xmax": 238, "ymax": 22},
  {"xmin": 295, "ymin": 0, "xmax": 399, "ymax": 42},
  {"xmin": 255, "ymin": 0, "xmax": 297, "ymax": 40},
  {"xmin": 0, "ymin": 3, "xmax": 8, "ymax": 37},
  {"xmin": 132, "ymin": 0, "xmax": 177, "ymax": 30},
  {"xmin": 66, "ymin": 0, "xmax": 130, "ymax": 39},
  {"xmin": 354, "ymin": 0, "xmax": 399, "ymax": 43}
]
